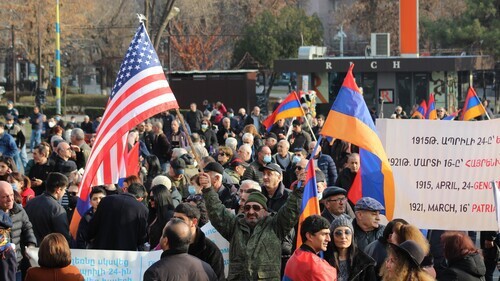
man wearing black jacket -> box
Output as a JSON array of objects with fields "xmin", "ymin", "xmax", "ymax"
[
  {"xmin": 174, "ymin": 203, "xmax": 225, "ymax": 281},
  {"xmin": 143, "ymin": 218, "xmax": 217, "ymax": 281}
]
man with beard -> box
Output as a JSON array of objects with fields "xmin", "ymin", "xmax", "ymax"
[{"xmin": 199, "ymin": 171, "xmax": 303, "ymax": 280}]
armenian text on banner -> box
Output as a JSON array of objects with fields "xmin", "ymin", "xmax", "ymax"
[{"xmin": 377, "ymin": 118, "xmax": 500, "ymax": 231}]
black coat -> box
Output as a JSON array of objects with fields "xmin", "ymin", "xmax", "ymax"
[
  {"xmin": 143, "ymin": 249, "xmax": 218, "ymax": 281},
  {"xmin": 151, "ymin": 133, "xmax": 171, "ymax": 164},
  {"xmin": 440, "ymin": 253, "xmax": 486, "ymax": 281},
  {"xmin": 28, "ymin": 160, "xmax": 55, "ymax": 195},
  {"xmin": 325, "ymin": 248, "xmax": 377, "ymax": 281},
  {"xmin": 88, "ymin": 193, "xmax": 149, "ymax": 251},
  {"xmin": 8, "ymin": 203, "xmax": 36, "ymax": 264},
  {"xmin": 189, "ymin": 228, "xmax": 225, "ymax": 281},
  {"xmin": 25, "ymin": 192, "xmax": 72, "ymax": 246}
]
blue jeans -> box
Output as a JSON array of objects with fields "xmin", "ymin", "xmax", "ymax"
[
  {"xmin": 30, "ymin": 129, "xmax": 41, "ymax": 150},
  {"xmin": 20, "ymin": 145, "xmax": 28, "ymax": 168}
]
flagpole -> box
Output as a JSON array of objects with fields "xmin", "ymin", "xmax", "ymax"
[
  {"xmin": 285, "ymin": 117, "xmax": 295, "ymax": 139},
  {"xmin": 293, "ymin": 91, "xmax": 317, "ymax": 142},
  {"xmin": 55, "ymin": 0, "xmax": 61, "ymax": 114},
  {"xmin": 175, "ymin": 108, "xmax": 204, "ymax": 172}
]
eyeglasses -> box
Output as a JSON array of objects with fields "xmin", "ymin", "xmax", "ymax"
[
  {"xmin": 219, "ymin": 152, "xmax": 227, "ymax": 157},
  {"xmin": 295, "ymin": 166, "xmax": 305, "ymax": 171},
  {"xmin": 334, "ymin": 229, "xmax": 352, "ymax": 237},
  {"xmin": 244, "ymin": 204, "xmax": 263, "ymax": 212},
  {"xmin": 68, "ymin": 192, "xmax": 77, "ymax": 197},
  {"xmin": 327, "ymin": 197, "xmax": 347, "ymax": 203}
]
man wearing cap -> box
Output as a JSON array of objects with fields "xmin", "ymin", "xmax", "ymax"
[
  {"xmin": 284, "ymin": 215, "xmax": 337, "ymax": 280},
  {"xmin": 353, "ymin": 197, "xmax": 386, "ymax": 252},
  {"xmin": 225, "ymin": 158, "xmax": 248, "ymax": 184},
  {"xmin": 0, "ymin": 181, "xmax": 36, "ymax": 280},
  {"xmin": 6, "ymin": 101, "xmax": 19, "ymax": 122},
  {"xmin": 0, "ymin": 122, "xmax": 18, "ymax": 159},
  {"xmin": 265, "ymin": 133, "xmax": 278, "ymax": 155},
  {"xmin": 260, "ymin": 163, "xmax": 297, "ymax": 276},
  {"xmin": 288, "ymin": 119, "xmax": 312, "ymax": 152},
  {"xmin": 199, "ymin": 171, "xmax": 303, "ymax": 280},
  {"xmin": 167, "ymin": 158, "xmax": 190, "ymax": 199},
  {"xmin": 242, "ymin": 145, "xmax": 272, "ymax": 186},
  {"xmin": 321, "ymin": 186, "xmax": 355, "ymax": 223},
  {"xmin": 308, "ymin": 141, "xmax": 338, "ymax": 186},
  {"xmin": 204, "ymin": 162, "xmax": 238, "ymax": 210}
]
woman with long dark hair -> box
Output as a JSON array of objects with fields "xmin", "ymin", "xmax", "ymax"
[
  {"xmin": 440, "ymin": 231, "xmax": 486, "ymax": 280},
  {"xmin": 325, "ymin": 217, "xmax": 377, "ymax": 281},
  {"xmin": 142, "ymin": 155, "xmax": 163, "ymax": 192},
  {"xmin": 147, "ymin": 184, "xmax": 175, "ymax": 249}
]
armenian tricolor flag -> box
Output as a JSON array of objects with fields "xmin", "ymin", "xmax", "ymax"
[
  {"xmin": 296, "ymin": 158, "xmax": 321, "ymax": 247},
  {"xmin": 426, "ymin": 93, "xmax": 437, "ymax": 120},
  {"xmin": 460, "ymin": 87, "xmax": 486, "ymax": 121},
  {"xmin": 262, "ymin": 91, "xmax": 304, "ymax": 131},
  {"xmin": 411, "ymin": 100, "xmax": 427, "ymax": 119},
  {"xmin": 320, "ymin": 64, "xmax": 395, "ymax": 219},
  {"xmin": 443, "ymin": 109, "xmax": 461, "ymax": 120}
]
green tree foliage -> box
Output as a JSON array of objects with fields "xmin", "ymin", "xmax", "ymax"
[
  {"xmin": 421, "ymin": 0, "xmax": 499, "ymax": 58},
  {"xmin": 232, "ymin": 6, "xmax": 323, "ymax": 68}
]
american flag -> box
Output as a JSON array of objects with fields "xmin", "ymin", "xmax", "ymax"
[{"xmin": 70, "ymin": 22, "xmax": 179, "ymax": 237}]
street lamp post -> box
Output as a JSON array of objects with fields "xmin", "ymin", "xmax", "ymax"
[{"xmin": 11, "ymin": 25, "xmax": 16, "ymax": 103}]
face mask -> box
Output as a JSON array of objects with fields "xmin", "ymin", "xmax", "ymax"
[
  {"xmin": 6, "ymin": 124, "xmax": 12, "ymax": 129},
  {"xmin": 229, "ymin": 113, "xmax": 234, "ymax": 118},
  {"xmin": 292, "ymin": 155, "xmax": 301, "ymax": 164},
  {"xmin": 10, "ymin": 183, "xmax": 17, "ymax": 191},
  {"xmin": 201, "ymin": 124, "xmax": 208, "ymax": 130},
  {"xmin": 188, "ymin": 185, "xmax": 196, "ymax": 195},
  {"xmin": 55, "ymin": 116, "xmax": 61, "ymax": 121},
  {"xmin": 263, "ymin": 155, "xmax": 272, "ymax": 164},
  {"xmin": 317, "ymin": 192, "xmax": 323, "ymax": 201},
  {"xmin": 20, "ymin": 121, "xmax": 26, "ymax": 125},
  {"xmin": 48, "ymin": 122, "xmax": 55, "ymax": 128}
]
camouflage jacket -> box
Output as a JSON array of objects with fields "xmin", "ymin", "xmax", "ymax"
[{"xmin": 203, "ymin": 187, "xmax": 302, "ymax": 280}]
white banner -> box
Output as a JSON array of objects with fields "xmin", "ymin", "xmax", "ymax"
[
  {"xmin": 28, "ymin": 248, "xmax": 162, "ymax": 281},
  {"xmin": 201, "ymin": 222, "xmax": 230, "ymax": 277},
  {"xmin": 377, "ymin": 118, "xmax": 500, "ymax": 230},
  {"xmin": 27, "ymin": 224, "xmax": 230, "ymax": 280}
]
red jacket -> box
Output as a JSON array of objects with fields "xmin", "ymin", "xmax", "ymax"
[
  {"xmin": 284, "ymin": 245, "xmax": 337, "ymax": 281},
  {"xmin": 25, "ymin": 265, "xmax": 84, "ymax": 281}
]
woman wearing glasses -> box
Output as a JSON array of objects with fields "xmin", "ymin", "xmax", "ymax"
[
  {"xmin": 217, "ymin": 146, "xmax": 233, "ymax": 168},
  {"xmin": 325, "ymin": 217, "xmax": 377, "ymax": 281}
]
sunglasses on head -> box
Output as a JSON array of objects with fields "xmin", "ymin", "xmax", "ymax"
[
  {"xmin": 334, "ymin": 229, "xmax": 352, "ymax": 237},
  {"xmin": 244, "ymin": 204, "xmax": 263, "ymax": 212}
]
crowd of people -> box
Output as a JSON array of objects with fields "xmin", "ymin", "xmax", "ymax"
[{"xmin": 0, "ymin": 99, "xmax": 496, "ymax": 281}]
